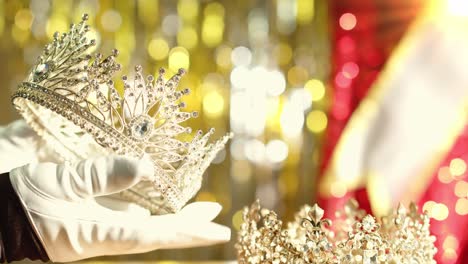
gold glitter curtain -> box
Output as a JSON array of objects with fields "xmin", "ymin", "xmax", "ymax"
[{"xmin": 0, "ymin": 0, "xmax": 330, "ymax": 260}]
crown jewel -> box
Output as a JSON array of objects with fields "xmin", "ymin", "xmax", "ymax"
[
  {"xmin": 12, "ymin": 14, "xmax": 231, "ymax": 214},
  {"xmin": 236, "ymin": 200, "xmax": 437, "ymax": 263}
]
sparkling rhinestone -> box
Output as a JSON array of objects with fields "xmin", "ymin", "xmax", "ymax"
[{"xmin": 33, "ymin": 63, "xmax": 50, "ymax": 81}]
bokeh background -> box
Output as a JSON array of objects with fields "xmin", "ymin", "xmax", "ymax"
[{"xmin": 2, "ymin": 0, "xmax": 468, "ymax": 263}]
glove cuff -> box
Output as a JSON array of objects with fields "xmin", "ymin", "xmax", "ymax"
[{"xmin": 0, "ymin": 172, "xmax": 49, "ymax": 262}]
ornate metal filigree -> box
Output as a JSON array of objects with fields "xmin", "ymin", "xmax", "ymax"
[
  {"xmin": 12, "ymin": 14, "xmax": 231, "ymax": 214},
  {"xmin": 236, "ymin": 200, "xmax": 437, "ymax": 264}
]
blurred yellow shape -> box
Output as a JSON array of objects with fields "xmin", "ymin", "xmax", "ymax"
[
  {"xmin": 450, "ymin": 158, "xmax": 466, "ymax": 177},
  {"xmin": 431, "ymin": 203, "xmax": 449, "ymax": 221},
  {"xmin": 438, "ymin": 166, "xmax": 453, "ymax": 183},
  {"xmin": 456, "ymin": 198, "xmax": 468, "ymax": 215},
  {"xmin": 202, "ymin": 2, "xmax": 224, "ymax": 47},
  {"xmin": 11, "ymin": 25, "xmax": 29, "ymax": 45},
  {"xmin": 443, "ymin": 235, "xmax": 459, "ymax": 250},
  {"xmin": 305, "ymin": 79, "xmax": 325, "ymax": 102},
  {"xmin": 196, "ymin": 191, "xmax": 217, "ymax": 202},
  {"xmin": 297, "ymin": 0, "xmax": 314, "ymax": 24},
  {"xmin": 454, "ymin": 180, "xmax": 468, "ymax": 198},
  {"xmin": 215, "ymin": 45, "xmax": 232, "ymax": 69},
  {"xmin": 148, "ymin": 38, "xmax": 170, "ymax": 60},
  {"xmin": 137, "ymin": 0, "xmax": 158, "ymax": 26},
  {"xmin": 330, "ymin": 181, "xmax": 347, "ymax": 198},
  {"xmin": 306, "ymin": 110, "xmax": 327, "ymax": 133},
  {"xmin": 46, "ymin": 15, "xmax": 68, "ymax": 39},
  {"xmin": 178, "ymin": 0, "xmax": 199, "ymax": 21},
  {"xmin": 275, "ymin": 42, "xmax": 293, "ymax": 65},
  {"xmin": 177, "ymin": 26, "xmax": 198, "ymax": 50},
  {"xmin": 168, "ymin": 46, "xmax": 190, "ymax": 71},
  {"xmin": 15, "ymin": 9, "xmax": 33, "ymax": 30},
  {"xmin": 287, "ymin": 66, "xmax": 309, "ymax": 86},
  {"xmin": 203, "ymin": 90, "xmax": 225, "ymax": 118},
  {"xmin": 232, "ymin": 210, "xmax": 244, "ymax": 231},
  {"xmin": 423, "ymin": 201, "xmax": 436, "ymax": 216}
]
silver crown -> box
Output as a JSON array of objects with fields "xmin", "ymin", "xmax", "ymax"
[{"xmin": 12, "ymin": 14, "xmax": 231, "ymax": 214}]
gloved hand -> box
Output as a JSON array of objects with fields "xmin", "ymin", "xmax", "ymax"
[
  {"xmin": 0, "ymin": 119, "xmax": 41, "ymax": 173},
  {"xmin": 0, "ymin": 120, "xmax": 151, "ymax": 214},
  {"xmin": 9, "ymin": 155, "xmax": 230, "ymax": 262}
]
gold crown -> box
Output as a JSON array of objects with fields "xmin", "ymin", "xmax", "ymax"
[
  {"xmin": 236, "ymin": 200, "xmax": 437, "ymax": 263},
  {"xmin": 11, "ymin": 14, "xmax": 231, "ymax": 214}
]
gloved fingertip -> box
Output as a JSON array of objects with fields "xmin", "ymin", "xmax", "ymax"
[{"xmin": 179, "ymin": 202, "xmax": 222, "ymax": 222}]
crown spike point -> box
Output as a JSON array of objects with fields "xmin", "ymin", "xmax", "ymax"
[
  {"xmin": 237, "ymin": 200, "xmax": 437, "ymax": 263},
  {"xmin": 12, "ymin": 14, "xmax": 231, "ymax": 214}
]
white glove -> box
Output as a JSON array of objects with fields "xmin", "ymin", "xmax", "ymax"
[
  {"xmin": 0, "ymin": 120, "xmax": 151, "ymax": 214},
  {"xmin": 0, "ymin": 120, "xmax": 40, "ymax": 173},
  {"xmin": 9, "ymin": 155, "xmax": 230, "ymax": 262}
]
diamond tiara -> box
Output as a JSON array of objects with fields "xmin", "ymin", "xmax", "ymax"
[
  {"xmin": 11, "ymin": 14, "xmax": 231, "ymax": 214},
  {"xmin": 236, "ymin": 200, "xmax": 437, "ymax": 263}
]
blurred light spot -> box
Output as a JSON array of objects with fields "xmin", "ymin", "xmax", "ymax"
[
  {"xmin": 232, "ymin": 210, "xmax": 244, "ymax": 231},
  {"xmin": 455, "ymin": 180, "xmax": 468, "ymax": 198},
  {"xmin": 339, "ymin": 13, "xmax": 356, "ymax": 30},
  {"xmin": 100, "ymin": 9, "xmax": 122, "ymax": 32},
  {"xmin": 11, "ymin": 26, "xmax": 29, "ymax": 45},
  {"xmin": 138, "ymin": 0, "xmax": 158, "ymax": 26},
  {"xmin": 305, "ymin": 79, "xmax": 325, "ymax": 101},
  {"xmin": 338, "ymin": 36, "xmax": 356, "ymax": 54},
  {"xmin": 443, "ymin": 235, "xmax": 459, "ymax": 250},
  {"xmin": 245, "ymin": 139, "xmax": 265, "ymax": 164},
  {"xmin": 215, "ymin": 45, "xmax": 232, "ymax": 69},
  {"xmin": 423, "ymin": 201, "xmax": 437, "ymax": 215},
  {"xmin": 277, "ymin": 0, "xmax": 297, "ymax": 34},
  {"xmin": 307, "ymin": 110, "xmax": 328, "ymax": 133},
  {"xmin": 162, "ymin": 14, "xmax": 181, "ymax": 36},
  {"xmin": 287, "ymin": 66, "xmax": 309, "ymax": 86},
  {"xmin": 448, "ymin": 0, "xmax": 468, "ymax": 17},
  {"xmin": 450, "ymin": 158, "xmax": 466, "ymax": 177},
  {"xmin": 335, "ymin": 72, "xmax": 351, "ymax": 88},
  {"xmin": 266, "ymin": 70, "xmax": 286, "ymax": 96},
  {"xmin": 231, "ymin": 160, "xmax": 252, "ymax": 184},
  {"xmin": 266, "ymin": 140, "xmax": 288, "ymax": 163},
  {"xmin": 296, "ymin": 0, "xmax": 314, "ymax": 24},
  {"xmin": 202, "ymin": 3, "xmax": 225, "ymax": 47},
  {"xmin": 203, "ymin": 90, "xmax": 225, "ymax": 118},
  {"xmin": 342, "ymin": 62, "xmax": 359, "ymax": 79},
  {"xmin": 195, "ymin": 191, "xmax": 217, "ymax": 202},
  {"xmin": 231, "ymin": 46, "xmax": 252, "ymax": 67},
  {"xmin": 204, "ymin": 2, "xmax": 225, "ymax": 16},
  {"xmin": 280, "ymin": 101, "xmax": 304, "ymax": 138},
  {"xmin": 266, "ymin": 97, "xmax": 281, "ymax": 127},
  {"xmin": 248, "ymin": 9, "xmax": 269, "ymax": 43},
  {"xmin": 168, "ymin": 47, "xmax": 190, "ymax": 72},
  {"xmin": 46, "ymin": 16, "xmax": 68, "ymax": 40},
  {"xmin": 177, "ymin": 26, "xmax": 198, "ymax": 50},
  {"xmin": 230, "ymin": 138, "xmax": 246, "ymax": 160},
  {"xmin": 290, "ymin": 88, "xmax": 312, "ymax": 112},
  {"xmin": 230, "ymin": 66, "xmax": 250, "ymax": 89},
  {"xmin": 330, "ymin": 181, "xmax": 347, "ymax": 197},
  {"xmin": 442, "ymin": 248, "xmax": 457, "ymax": 262},
  {"xmin": 431, "ymin": 203, "xmax": 449, "ymax": 221},
  {"xmin": 177, "ymin": 0, "xmax": 199, "ymax": 21},
  {"xmin": 456, "ymin": 198, "xmax": 468, "ymax": 215},
  {"xmin": 438, "ymin": 166, "xmax": 453, "ymax": 184},
  {"xmin": 275, "ymin": 42, "xmax": 293, "ymax": 65},
  {"xmin": 15, "ymin": 9, "xmax": 33, "ymax": 31},
  {"xmin": 148, "ymin": 38, "xmax": 170, "ymax": 61}
]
